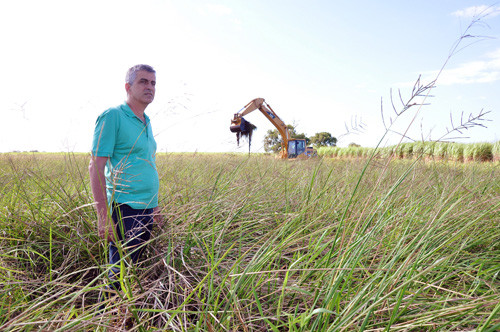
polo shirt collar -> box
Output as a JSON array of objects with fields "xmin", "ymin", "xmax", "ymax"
[{"xmin": 120, "ymin": 102, "xmax": 150, "ymax": 124}]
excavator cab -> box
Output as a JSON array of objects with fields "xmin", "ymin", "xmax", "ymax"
[{"xmin": 287, "ymin": 139, "xmax": 306, "ymax": 158}]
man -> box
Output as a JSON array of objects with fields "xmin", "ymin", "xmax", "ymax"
[{"xmin": 89, "ymin": 64, "xmax": 160, "ymax": 292}]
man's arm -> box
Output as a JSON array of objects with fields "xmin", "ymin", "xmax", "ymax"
[{"xmin": 89, "ymin": 156, "xmax": 115, "ymax": 242}]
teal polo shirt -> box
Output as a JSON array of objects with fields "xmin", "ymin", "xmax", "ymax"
[{"xmin": 91, "ymin": 103, "xmax": 159, "ymax": 209}]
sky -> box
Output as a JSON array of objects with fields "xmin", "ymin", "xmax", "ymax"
[{"xmin": 1, "ymin": 0, "xmax": 499, "ymax": 153}]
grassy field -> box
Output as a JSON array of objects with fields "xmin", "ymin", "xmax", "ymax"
[{"xmin": 0, "ymin": 152, "xmax": 499, "ymax": 331}]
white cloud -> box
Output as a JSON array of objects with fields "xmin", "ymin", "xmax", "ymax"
[
  {"xmin": 205, "ymin": 4, "xmax": 233, "ymax": 16},
  {"xmin": 196, "ymin": 3, "xmax": 241, "ymax": 27},
  {"xmin": 231, "ymin": 18, "xmax": 242, "ymax": 26},
  {"xmin": 452, "ymin": 5, "xmax": 500, "ymax": 18},
  {"xmin": 419, "ymin": 48, "xmax": 500, "ymax": 86},
  {"xmin": 439, "ymin": 61, "xmax": 500, "ymax": 84},
  {"xmin": 486, "ymin": 48, "xmax": 500, "ymax": 61}
]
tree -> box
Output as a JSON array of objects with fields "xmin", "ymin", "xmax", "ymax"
[
  {"xmin": 263, "ymin": 129, "xmax": 281, "ymax": 153},
  {"xmin": 310, "ymin": 132, "xmax": 337, "ymax": 147},
  {"xmin": 292, "ymin": 132, "xmax": 310, "ymax": 144},
  {"xmin": 263, "ymin": 125, "xmax": 310, "ymax": 153}
]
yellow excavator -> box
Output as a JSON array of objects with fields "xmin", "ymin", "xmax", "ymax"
[{"xmin": 230, "ymin": 98, "xmax": 317, "ymax": 159}]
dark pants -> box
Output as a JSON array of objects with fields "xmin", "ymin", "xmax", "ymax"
[{"xmin": 108, "ymin": 202, "xmax": 154, "ymax": 291}]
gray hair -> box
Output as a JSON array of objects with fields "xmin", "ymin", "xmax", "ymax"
[{"xmin": 125, "ymin": 64, "xmax": 156, "ymax": 85}]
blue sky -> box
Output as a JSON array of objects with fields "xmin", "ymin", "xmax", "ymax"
[{"xmin": 1, "ymin": 0, "xmax": 499, "ymax": 153}]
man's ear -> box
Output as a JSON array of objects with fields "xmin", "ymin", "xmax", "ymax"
[{"xmin": 125, "ymin": 82, "xmax": 131, "ymax": 94}]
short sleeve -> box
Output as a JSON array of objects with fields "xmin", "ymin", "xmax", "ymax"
[{"xmin": 91, "ymin": 109, "xmax": 118, "ymax": 157}]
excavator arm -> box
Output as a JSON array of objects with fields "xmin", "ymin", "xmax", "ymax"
[{"xmin": 230, "ymin": 98, "xmax": 291, "ymax": 158}]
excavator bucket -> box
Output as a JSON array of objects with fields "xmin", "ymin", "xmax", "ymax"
[
  {"xmin": 230, "ymin": 117, "xmax": 256, "ymax": 135},
  {"xmin": 230, "ymin": 116, "xmax": 249, "ymax": 133},
  {"xmin": 230, "ymin": 116, "xmax": 256, "ymax": 147}
]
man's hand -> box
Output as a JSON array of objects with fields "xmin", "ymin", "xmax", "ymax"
[
  {"xmin": 98, "ymin": 214, "xmax": 116, "ymax": 242},
  {"xmin": 153, "ymin": 206, "xmax": 166, "ymax": 227}
]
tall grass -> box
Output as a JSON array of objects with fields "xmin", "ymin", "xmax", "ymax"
[
  {"xmin": 450, "ymin": 143, "xmax": 466, "ymax": 162},
  {"xmin": 493, "ymin": 141, "xmax": 500, "ymax": 162},
  {"xmin": 1, "ymin": 152, "xmax": 499, "ymax": 331},
  {"xmin": 318, "ymin": 141, "xmax": 498, "ymax": 163}
]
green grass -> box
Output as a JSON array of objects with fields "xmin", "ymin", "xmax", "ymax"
[
  {"xmin": 318, "ymin": 141, "xmax": 499, "ymax": 163},
  {"xmin": 0, "ymin": 152, "xmax": 499, "ymax": 331},
  {"xmin": 493, "ymin": 141, "xmax": 500, "ymax": 162}
]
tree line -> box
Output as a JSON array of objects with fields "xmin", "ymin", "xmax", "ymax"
[{"xmin": 263, "ymin": 125, "xmax": 337, "ymax": 153}]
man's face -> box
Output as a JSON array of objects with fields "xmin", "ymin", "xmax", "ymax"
[{"xmin": 126, "ymin": 70, "xmax": 156, "ymax": 105}]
